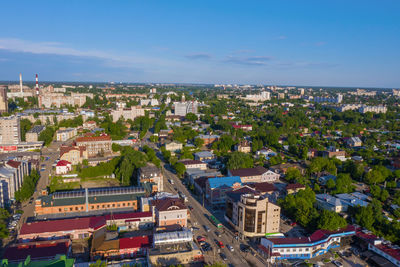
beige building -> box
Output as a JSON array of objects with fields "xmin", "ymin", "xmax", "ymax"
[
  {"xmin": 0, "ymin": 86, "xmax": 7, "ymax": 114},
  {"xmin": 152, "ymin": 198, "xmax": 188, "ymax": 230},
  {"xmin": 0, "ymin": 116, "xmax": 20, "ymax": 145},
  {"xmin": 75, "ymin": 135, "xmax": 112, "ymax": 158},
  {"xmin": 235, "ymin": 140, "xmax": 251, "ymax": 153},
  {"xmin": 56, "ymin": 128, "xmax": 77, "ymax": 142},
  {"xmin": 60, "ymin": 145, "xmax": 88, "ymax": 165},
  {"xmin": 39, "ymin": 92, "xmax": 93, "ymax": 108},
  {"xmin": 25, "ymin": 125, "xmax": 46, "ymax": 142},
  {"xmin": 164, "ymin": 141, "xmax": 182, "ymax": 152},
  {"xmin": 137, "ymin": 164, "xmax": 163, "ymax": 192},
  {"xmin": 111, "ymin": 106, "xmax": 145, "ymax": 122},
  {"xmin": 225, "ymin": 187, "xmax": 280, "ymax": 239}
]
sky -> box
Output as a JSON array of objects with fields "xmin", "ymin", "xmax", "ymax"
[{"xmin": 0, "ymin": 0, "xmax": 399, "ymax": 87}]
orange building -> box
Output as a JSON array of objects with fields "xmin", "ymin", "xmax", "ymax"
[{"xmin": 35, "ymin": 187, "xmax": 146, "ymax": 216}]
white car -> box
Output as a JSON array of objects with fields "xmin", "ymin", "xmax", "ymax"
[{"xmin": 227, "ymin": 245, "xmax": 234, "ymax": 252}]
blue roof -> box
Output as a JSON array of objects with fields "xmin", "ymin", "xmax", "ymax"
[{"xmin": 208, "ymin": 176, "xmax": 242, "ymax": 189}]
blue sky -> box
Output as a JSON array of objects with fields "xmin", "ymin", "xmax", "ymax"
[{"xmin": 0, "ymin": 0, "xmax": 399, "ymax": 87}]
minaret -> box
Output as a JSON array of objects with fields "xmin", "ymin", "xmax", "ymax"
[
  {"xmin": 19, "ymin": 73, "xmax": 23, "ymax": 96},
  {"xmin": 35, "ymin": 74, "xmax": 39, "ymax": 96}
]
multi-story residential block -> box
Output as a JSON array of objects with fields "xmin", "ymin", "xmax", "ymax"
[
  {"xmin": 38, "ymin": 92, "xmax": 93, "ymax": 108},
  {"xmin": 173, "ymin": 101, "xmax": 198, "ymax": 116},
  {"xmin": 75, "ymin": 135, "xmax": 112, "ymax": 158},
  {"xmin": 59, "ymin": 145, "xmax": 88, "ymax": 165},
  {"xmin": 0, "ymin": 116, "xmax": 20, "ymax": 145},
  {"xmin": 228, "ymin": 166, "xmax": 279, "ymax": 183},
  {"xmin": 359, "ymin": 105, "xmax": 387, "ymax": 114},
  {"xmin": 0, "ymin": 86, "xmax": 7, "ymax": 114},
  {"xmin": 111, "ymin": 106, "xmax": 145, "ymax": 122},
  {"xmin": 34, "ymin": 187, "xmax": 145, "ymax": 216},
  {"xmin": 140, "ymin": 98, "xmax": 159, "ymax": 106},
  {"xmin": 25, "ymin": 125, "xmax": 45, "ymax": 142},
  {"xmin": 152, "ymin": 198, "xmax": 188, "ymax": 230},
  {"xmin": 56, "ymin": 127, "xmax": 77, "ymax": 142},
  {"xmin": 225, "ymin": 188, "xmax": 280, "ymax": 239},
  {"xmin": 0, "ymin": 160, "xmax": 29, "ymax": 207},
  {"xmin": 315, "ymin": 193, "xmax": 368, "ymax": 213},
  {"xmin": 138, "ymin": 164, "xmax": 163, "ymax": 192},
  {"xmin": 205, "ymin": 176, "xmax": 242, "ymax": 206},
  {"xmin": 258, "ymin": 225, "xmax": 355, "ymax": 262}
]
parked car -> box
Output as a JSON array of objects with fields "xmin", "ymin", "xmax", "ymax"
[
  {"xmin": 204, "ymin": 225, "xmax": 211, "ymax": 232},
  {"xmin": 227, "ymin": 244, "xmax": 234, "ymax": 252},
  {"xmin": 332, "ymin": 260, "xmax": 343, "ymax": 267},
  {"xmin": 220, "ymin": 253, "xmax": 227, "ymax": 261},
  {"xmin": 217, "ymin": 241, "xmax": 224, "ymax": 248},
  {"xmin": 197, "ymin": 236, "xmax": 206, "ymax": 243},
  {"xmin": 215, "ymin": 231, "xmax": 222, "ymax": 237}
]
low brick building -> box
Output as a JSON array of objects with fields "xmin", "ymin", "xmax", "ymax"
[
  {"xmin": 60, "ymin": 145, "xmax": 88, "ymax": 165},
  {"xmin": 34, "ymin": 187, "xmax": 145, "ymax": 216},
  {"xmin": 152, "ymin": 198, "xmax": 188, "ymax": 230}
]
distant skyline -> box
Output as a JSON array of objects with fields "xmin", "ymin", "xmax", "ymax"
[{"xmin": 0, "ymin": 1, "xmax": 399, "ymax": 88}]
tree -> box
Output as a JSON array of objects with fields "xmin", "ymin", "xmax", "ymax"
[
  {"xmin": 185, "ymin": 112, "xmax": 197, "ymax": 122},
  {"xmin": 174, "ymin": 162, "xmax": 186, "ymax": 178},
  {"xmin": 38, "ymin": 127, "xmax": 55, "ymax": 146},
  {"xmin": 326, "ymin": 179, "xmax": 336, "ymax": 190},
  {"xmin": 226, "ymin": 152, "xmax": 254, "ymax": 170},
  {"xmin": 20, "ymin": 118, "xmax": 32, "ymax": 141},
  {"xmin": 317, "ymin": 210, "xmax": 347, "ymax": 231},
  {"xmin": 285, "ymin": 167, "xmax": 301, "ymax": 182},
  {"xmin": 15, "ymin": 170, "xmax": 40, "ymax": 202},
  {"xmin": 355, "ymin": 205, "xmax": 375, "ymax": 230},
  {"xmin": 89, "ymin": 260, "xmax": 106, "ymax": 267},
  {"xmin": 334, "ymin": 173, "xmax": 355, "ymax": 194},
  {"xmin": 194, "ymin": 137, "xmax": 204, "ymax": 148}
]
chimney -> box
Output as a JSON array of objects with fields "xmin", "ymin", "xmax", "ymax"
[
  {"xmin": 35, "ymin": 74, "xmax": 39, "ymax": 96},
  {"xmin": 19, "ymin": 73, "xmax": 23, "ymax": 94}
]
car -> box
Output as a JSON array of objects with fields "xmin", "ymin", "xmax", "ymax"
[
  {"xmin": 188, "ymin": 205, "xmax": 194, "ymax": 211},
  {"xmin": 217, "ymin": 241, "xmax": 224, "ymax": 248},
  {"xmin": 41, "ymin": 164, "xmax": 46, "ymax": 167},
  {"xmin": 332, "ymin": 260, "xmax": 343, "ymax": 267},
  {"xmin": 290, "ymin": 222, "xmax": 297, "ymax": 226},
  {"xmin": 227, "ymin": 244, "xmax": 234, "ymax": 252},
  {"xmin": 204, "ymin": 225, "xmax": 211, "ymax": 232},
  {"xmin": 197, "ymin": 236, "xmax": 206, "ymax": 243},
  {"xmin": 220, "ymin": 253, "xmax": 227, "ymax": 261},
  {"xmin": 215, "ymin": 231, "xmax": 222, "ymax": 237},
  {"xmin": 40, "ymin": 168, "xmax": 46, "ymax": 172}
]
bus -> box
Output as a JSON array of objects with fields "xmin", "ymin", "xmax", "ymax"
[{"xmin": 209, "ymin": 215, "xmax": 223, "ymax": 228}]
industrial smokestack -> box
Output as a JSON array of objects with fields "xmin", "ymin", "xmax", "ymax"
[
  {"xmin": 19, "ymin": 73, "xmax": 23, "ymax": 94},
  {"xmin": 35, "ymin": 74, "xmax": 39, "ymax": 95}
]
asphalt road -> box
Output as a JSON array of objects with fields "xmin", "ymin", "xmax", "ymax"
[{"xmin": 19, "ymin": 140, "xmax": 72, "ymax": 225}]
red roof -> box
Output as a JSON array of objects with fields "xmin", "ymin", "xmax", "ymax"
[
  {"xmin": 20, "ymin": 216, "xmax": 105, "ymax": 235},
  {"xmin": 119, "ymin": 235, "xmax": 152, "ymax": 250},
  {"xmin": 286, "ymin": 183, "xmax": 306, "ymax": 190},
  {"xmin": 4, "ymin": 239, "xmax": 70, "ymax": 261},
  {"xmin": 104, "ymin": 211, "xmax": 152, "ymax": 221},
  {"xmin": 60, "ymin": 145, "xmax": 86, "ymax": 157},
  {"xmin": 6, "ymin": 160, "xmax": 21, "ymax": 168},
  {"xmin": 252, "ymin": 182, "xmax": 277, "ymax": 192},
  {"xmin": 375, "ymin": 243, "xmax": 400, "ymax": 261},
  {"xmin": 152, "ymin": 198, "xmax": 186, "ymax": 212},
  {"xmin": 76, "ymin": 135, "xmax": 111, "ymax": 143},
  {"xmin": 56, "ymin": 160, "xmax": 71, "ymax": 167}
]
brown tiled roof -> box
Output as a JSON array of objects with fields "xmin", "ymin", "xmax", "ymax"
[
  {"xmin": 60, "ymin": 145, "xmax": 86, "ymax": 157},
  {"xmin": 286, "ymin": 183, "xmax": 306, "ymax": 190},
  {"xmin": 229, "ymin": 166, "xmax": 268, "ymax": 177},
  {"xmin": 152, "ymin": 198, "xmax": 186, "ymax": 212},
  {"xmin": 180, "ymin": 160, "xmax": 205, "ymax": 166},
  {"xmin": 76, "ymin": 135, "xmax": 111, "ymax": 143},
  {"xmin": 251, "ymin": 182, "xmax": 277, "ymax": 192},
  {"xmin": 6, "ymin": 160, "xmax": 21, "ymax": 168}
]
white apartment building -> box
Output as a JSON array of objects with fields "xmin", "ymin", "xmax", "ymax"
[
  {"xmin": 0, "ymin": 116, "xmax": 21, "ymax": 145},
  {"xmin": 111, "ymin": 106, "xmax": 145, "ymax": 122}
]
